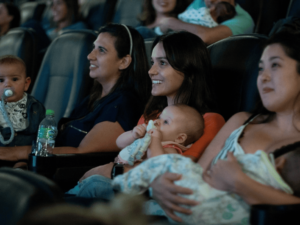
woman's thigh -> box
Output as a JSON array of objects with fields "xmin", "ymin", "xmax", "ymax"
[{"xmin": 77, "ymin": 175, "xmax": 115, "ymax": 200}]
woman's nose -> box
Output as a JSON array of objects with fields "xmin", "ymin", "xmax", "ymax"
[
  {"xmin": 148, "ymin": 63, "xmax": 158, "ymax": 77},
  {"xmin": 260, "ymin": 69, "xmax": 271, "ymax": 82},
  {"xmin": 87, "ymin": 49, "xmax": 96, "ymax": 61}
]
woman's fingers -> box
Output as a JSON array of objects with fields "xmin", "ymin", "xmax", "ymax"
[{"xmin": 163, "ymin": 207, "xmax": 183, "ymax": 223}]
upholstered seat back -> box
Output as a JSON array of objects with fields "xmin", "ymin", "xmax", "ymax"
[
  {"xmin": 0, "ymin": 28, "xmax": 39, "ymax": 92},
  {"xmin": 0, "ymin": 168, "xmax": 63, "ymax": 225},
  {"xmin": 31, "ymin": 30, "xmax": 96, "ymax": 123},
  {"xmin": 208, "ymin": 34, "xmax": 267, "ymax": 120}
]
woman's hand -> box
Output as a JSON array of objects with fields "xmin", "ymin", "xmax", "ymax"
[
  {"xmin": 132, "ymin": 124, "xmax": 147, "ymax": 139},
  {"xmin": 203, "ymin": 152, "xmax": 244, "ymax": 192},
  {"xmin": 150, "ymin": 173, "xmax": 199, "ymax": 222},
  {"xmin": 79, "ymin": 162, "xmax": 114, "ymax": 182}
]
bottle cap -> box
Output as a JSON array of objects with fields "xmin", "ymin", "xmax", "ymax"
[{"xmin": 46, "ymin": 109, "xmax": 55, "ymax": 116}]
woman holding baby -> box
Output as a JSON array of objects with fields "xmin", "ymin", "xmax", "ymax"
[{"xmin": 151, "ymin": 30, "xmax": 300, "ymax": 222}]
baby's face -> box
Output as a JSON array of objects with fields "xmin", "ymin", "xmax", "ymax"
[
  {"xmin": 154, "ymin": 106, "xmax": 185, "ymax": 142},
  {"xmin": 0, "ymin": 63, "xmax": 31, "ymax": 102}
]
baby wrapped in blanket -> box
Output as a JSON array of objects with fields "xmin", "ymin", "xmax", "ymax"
[
  {"xmin": 115, "ymin": 104, "xmax": 204, "ymax": 165},
  {"xmin": 112, "ymin": 148, "xmax": 296, "ymax": 224}
]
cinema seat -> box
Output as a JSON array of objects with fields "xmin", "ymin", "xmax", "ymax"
[
  {"xmin": 31, "ymin": 30, "xmax": 96, "ymax": 123},
  {"xmin": 250, "ymin": 204, "xmax": 300, "ymax": 225},
  {"xmin": 0, "ymin": 27, "xmax": 39, "ymax": 93},
  {"xmin": 112, "ymin": 0, "xmax": 144, "ymax": 27},
  {"xmin": 286, "ymin": 0, "xmax": 300, "ymax": 17},
  {"xmin": 207, "ymin": 34, "xmax": 268, "ymax": 121},
  {"xmin": 20, "ymin": 1, "xmax": 47, "ymax": 24},
  {"xmin": 0, "ymin": 168, "xmax": 63, "ymax": 225}
]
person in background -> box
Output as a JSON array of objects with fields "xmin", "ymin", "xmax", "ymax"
[
  {"xmin": 46, "ymin": 0, "xmax": 87, "ymax": 40},
  {"xmin": 136, "ymin": 0, "xmax": 191, "ymax": 39},
  {"xmin": 158, "ymin": 0, "xmax": 254, "ymax": 45},
  {"xmin": 0, "ymin": 3, "xmax": 20, "ymax": 36}
]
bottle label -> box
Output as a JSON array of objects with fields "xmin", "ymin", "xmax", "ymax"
[{"xmin": 38, "ymin": 127, "xmax": 56, "ymax": 140}]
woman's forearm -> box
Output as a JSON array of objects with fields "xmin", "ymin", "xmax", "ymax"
[
  {"xmin": 0, "ymin": 145, "xmax": 32, "ymax": 161},
  {"xmin": 235, "ymin": 173, "xmax": 300, "ymax": 205}
]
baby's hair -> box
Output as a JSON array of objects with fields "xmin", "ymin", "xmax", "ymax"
[
  {"xmin": 274, "ymin": 141, "xmax": 300, "ymax": 197},
  {"xmin": 173, "ymin": 104, "xmax": 204, "ymax": 145},
  {"xmin": 215, "ymin": 2, "xmax": 236, "ymax": 24},
  {"xmin": 0, "ymin": 55, "xmax": 27, "ymax": 77}
]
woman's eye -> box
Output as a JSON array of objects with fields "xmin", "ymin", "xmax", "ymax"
[
  {"xmin": 13, "ymin": 78, "xmax": 18, "ymax": 81},
  {"xmin": 163, "ymin": 120, "xmax": 168, "ymax": 124},
  {"xmin": 160, "ymin": 60, "xmax": 167, "ymax": 66},
  {"xmin": 0, "ymin": 79, "xmax": 3, "ymax": 83},
  {"xmin": 150, "ymin": 60, "xmax": 154, "ymax": 65},
  {"xmin": 271, "ymin": 63, "xmax": 279, "ymax": 68},
  {"xmin": 258, "ymin": 66, "xmax": 263, "ymax": 72}
]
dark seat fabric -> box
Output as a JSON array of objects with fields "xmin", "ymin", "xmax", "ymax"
[
  {"xmin": 236, "ymin": 0, "xmax": 261, "ymax": 27},
  {"xmin": 0, "ymin": 27, "xmax": 39, "ymax": 93},
  {"xmin": 20, "ymin": 1, "xmax": 47, "ymax": 25},
  {"xmin": 112, "ymin": 0, "xmax": 144, "ymax": 27},
  {"xmin": 144, "ymin": 38, "xmax": 154, "ymax": 66},
  {"xmin": 80, "ymin": 0, "xmax": 107, "ymax": 30},
  {"xmin": 207, "ymin": 34, "xmax": 267, "ymax": 121},
  {"xmin": 287, "ymin": 0, "xmax": 300, "ymax": 17},
  {"xmin": 31, "ymin": 30, "xmax": 96, "ymax": 123},
  {"xmin": 0, "ymin": 168, "xmax": 63, "ymax": 225},
  {"xmin": 254, "ymin": 0, "xmax": 291, "ymax": 35},
  {"xmin": 250, "ymin": 204, "xmax": 300, "ymax": 225}
]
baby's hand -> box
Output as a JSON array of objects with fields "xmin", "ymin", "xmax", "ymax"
[
  {"xmin": 148, "ymin": 128, "xmax": 163, "ymax": 140},
  {"xmin": 132, "ymin": 124, "xmax": 147, "ymax": 139}
]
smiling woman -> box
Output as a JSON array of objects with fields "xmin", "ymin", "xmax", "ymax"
[
  {"xmin": 0, "ymin": 3, "xmax": 20, "ymax": 36},
  {"xmin": 0, "ymin": 24, "xmax": 151, "ymax": 162}
]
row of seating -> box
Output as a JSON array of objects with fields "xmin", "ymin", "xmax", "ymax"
[
  {"xmin": 0, "ymin": 27, "xmax": 267, "ymax": 123},
  {"xmin": 18, "ymin": 0, "xmax": 300, "ymax": 35}
]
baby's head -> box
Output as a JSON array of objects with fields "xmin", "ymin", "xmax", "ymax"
[
  {"xmin": 0, "ymin": 55, "xmax": 31, "ymax": 102},
  {"xmin": 210, "ymin": 1, "xmax": 236, "ymax": 24},
  {"xmin": 155, "ymin": 104, "xmax": 204, "ymax": 146},
  {"xmin": 275, "ymin": 144, "xmax": 300, "ymax": 197}
]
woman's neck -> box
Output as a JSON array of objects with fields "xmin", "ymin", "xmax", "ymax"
[
  {"xmin": 0, "ymin": 24, "xmax": 10, "ymax": 36},
  {"xmin": 99, "ymin": 77, "xmax": 119, "ymax": 99},
  {"xmin": 56, "ymin": 19, "xmax": 71, "ymax": 31},
  {"xmin": 167, "ymin": 96, "xmax": 175, "ymax": 106},
  {"xmin": 272, "ymin": 111, "xmax": 300, "ymax": 133},
  {"xmin": 148, "ymin": 13, "xmax": 171, "ymax": 28}
]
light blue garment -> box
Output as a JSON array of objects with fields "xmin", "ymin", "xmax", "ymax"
[
  {"xmin": 66, "ymin": 175, "xmax": 115, "ymax": 200},
  {"xmin": 178, "ymin": 0, "xmax": 254, "ymax": 35}
]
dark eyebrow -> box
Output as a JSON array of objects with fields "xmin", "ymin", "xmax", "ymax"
[
  {"xmin": 98, "ymin": 46, "xmax": 107, "ymax": 52},
  {"xmin": 269, "ymin": 56, "xmax": 282, "ymax": 61}
]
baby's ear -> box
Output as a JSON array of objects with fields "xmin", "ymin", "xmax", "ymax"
[
  {"xmin": 174, "ymin": 133, "xmax": 187, "ymax": 145},
  {"xmin": 24, "ymin": 77, "xmax": 31, "ymax": 92},
  {"xmin": 275, "ymin": 156, "xmax": 287, "ymax": 173}
]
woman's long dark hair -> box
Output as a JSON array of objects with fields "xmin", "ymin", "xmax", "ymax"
[
  {"xmin": 144, "ymin": 31, "xmax": 217, "ymax": 122},
  {"xmin": 89, "ymin": 23, "xmax": 151, "ymax": 110},
  {"xmin": 139, "ymin": 0, "xmax": 191, "ymax": 26},
  {"xmin": 4, "ymin": 3, "xmax": 20, "ymax": 30},
  {"xmin": 252, "ymin": 31, "xmax": 300, "ymax": 124}
]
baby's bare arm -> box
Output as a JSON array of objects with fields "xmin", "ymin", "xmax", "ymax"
[{"xmin": 116, "ymin": 124, "xmax": 147, "ymax": 149}]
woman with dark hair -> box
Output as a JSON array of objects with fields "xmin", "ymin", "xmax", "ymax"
[
  {"xmin": 0, "ymin": 23, "xmax": 151, "ymax": 159},
  {"xmin": 68, "ymin": 31, "xmax": 224, "ymax": 199},
  {"xmin": 150, "ymin": 30, "xmax": 300, "ymax": 223},
  {"xmin": 46, "ymin": 0, "xmax": 87, "ymax": 40},
  {"xmin": 136, "ymin": 0, "xmax": 191, "ymax": 39},
  {"xmin": 0, "ymin": 3, "xmax": 20, "ymax": 36}
]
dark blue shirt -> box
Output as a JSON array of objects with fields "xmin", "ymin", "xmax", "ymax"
[{"xmin": 56, "ymin": 89, "xmax": 144, "ymax": 148}]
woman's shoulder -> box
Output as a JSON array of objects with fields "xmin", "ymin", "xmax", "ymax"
[{"xmin": 228, "ymin": 112, "xmax": 252, "ymax": 123}]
